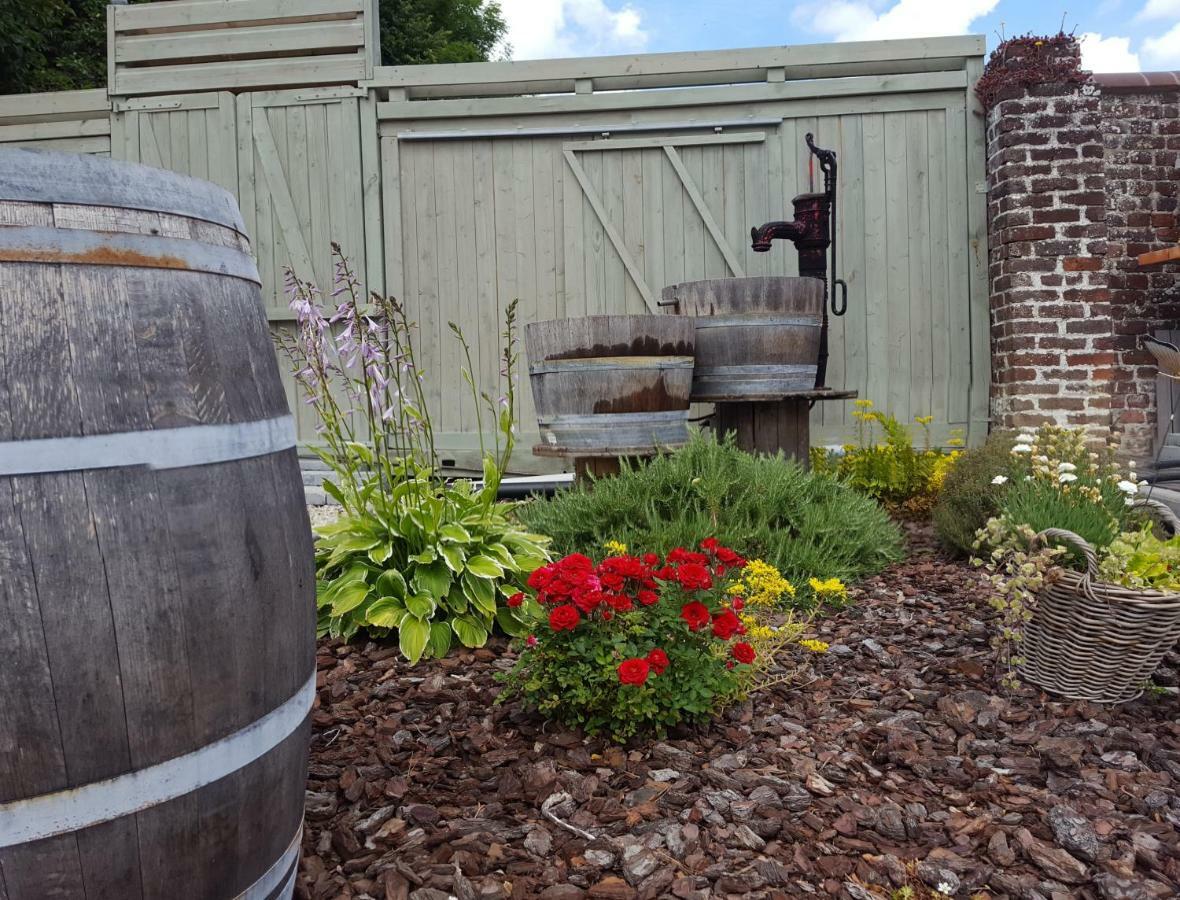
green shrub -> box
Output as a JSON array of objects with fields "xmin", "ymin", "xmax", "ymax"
[
  {"xmin": 497, "ymin": 542, "xmax": 806, "ymax": 741},
  {"xmin": 998, "ymin": 425, "xmax": 1134, "ymax": 550},
  {"xmin": 933, "ymin": 430, "xmax": 1016, "ymax": 555},
  {"xmin": 809, "ymin": 399, "xmax": 961, "ymax": 513},
  {"xmin": 517, "ymin": 433, "xmax": 903, "ymax": 594}
]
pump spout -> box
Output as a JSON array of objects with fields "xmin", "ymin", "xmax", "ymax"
[{"xmin": 750, "ymin": 220, "xmax": 807, "ymax": 252}]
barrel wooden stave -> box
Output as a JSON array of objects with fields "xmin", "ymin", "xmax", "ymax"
[
  {"xmin": 525, "ymin": 315, "xmax": 695, "ymax": 454},
  {"xmin": 0, "ymin": 151, "xmax": 313, "ymax": 900},
  {"xmin": 661, "ymin": 276, "xmax": 824, "ymax": 401}
]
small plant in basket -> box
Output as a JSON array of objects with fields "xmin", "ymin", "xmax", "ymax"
[
  {"xmin": 499, "ymin": 539, "xmax": 826, "ymax": 740},
  {"xmin": 972, "ymin": 425, "xmax": 1180, "ymax": 697}
]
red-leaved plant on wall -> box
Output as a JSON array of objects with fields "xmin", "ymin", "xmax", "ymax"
[{"xmin": 497, "ymin": 539, "xmax": 764, "ymax": 740}]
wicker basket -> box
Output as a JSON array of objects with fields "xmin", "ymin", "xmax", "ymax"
[{"xmin": 1020, "ymin": 500, "xmax": 1180, "ymax": 703}]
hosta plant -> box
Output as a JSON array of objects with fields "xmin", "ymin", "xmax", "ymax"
[
  {"xmin": 280, "ymin": 247, "xmax": 549, "ymax": 661},
  {"xmin": 314, "ymin": 473, "xmax": 549, "ymax": 658},
  {"xmin": 498, "ymin": 539, "xmax": 823, "ymax": 741}
]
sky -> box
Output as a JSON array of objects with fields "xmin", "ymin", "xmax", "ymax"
[{"xmin": 496, "ymin": 0, "xmax": 1180, "ymax": 72}]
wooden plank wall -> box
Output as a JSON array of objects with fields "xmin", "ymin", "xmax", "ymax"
[
  {"xmin": 108, "ymin": 0, "xmax": 379, "ymax": 97},
  {"xmin": 0, "ymin": 27, "xmax": 987, "ymax": 461},
  {"xmin": 0, "ymin": 90, "xmax": 111, "ymax": 155},
  {"xmin": 379, "ymin": 71, "xmax": 986, "ymax": 465}
]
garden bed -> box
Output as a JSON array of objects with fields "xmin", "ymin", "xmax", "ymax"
[{"xmin": 298, "ymin": 524, "xmax": 1180, "ymax": 900}]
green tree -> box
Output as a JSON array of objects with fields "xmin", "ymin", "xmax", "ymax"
[
  {"xmin": 0, "ymin": 0, "xmax": 112, "ymax": 94},
  {"xmin": 379, "ymin": 0, "xmax": 505, "ymax": 66},
  {"xmin": 0, "ymin": 0, "xmax": 506, "ymax": 94}
]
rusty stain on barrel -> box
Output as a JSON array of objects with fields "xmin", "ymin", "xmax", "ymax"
[
  {"xmin": 525, "ymin": 315, "xmax": 695, "ymax": 455},
  {"xmin": 662, "ymin": 276, "xmax": 824, "ymax": 401}
]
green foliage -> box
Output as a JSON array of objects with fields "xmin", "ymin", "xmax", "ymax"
[
  {"xmin": 0, "ymin": 0, "xmax": 112, "ymax": 93},
  {"xmin": 809, "ymin": 400, "xmax": 961, "ymax": 511},
  {"xmin": 315, "ymin": 474, "xmax": 549, "ymax": 660},
  {"xmin": 517, "ymin": 433, "xmax": 903, "ymax": 590},
  {"xmin": 933, "ymin": 430, "xmax": 1016, "ymax": 555},
  {"xmin": 498, "ymin": 544, "xmax": 786, "ymax": 741},
  {"xmin": 0, "ymin": 0, "xmax": 503, "ymax": 93},
  {"xmin": 1098, "ymin": 526, "xmax": 1180, "ymax": 591},
  {"xmin": 283, "ymin": 249, "xmax": 547, "ymax": 661},
  {"xmin": 997, "ymin": 425, "xmax": 1134, "ymax": 550},
  {"xmin": 378, "ymin": 0, "xmax": 505, "ymax": 65}
]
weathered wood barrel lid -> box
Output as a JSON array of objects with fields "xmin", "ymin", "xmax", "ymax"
[{"xmin": 0, "ymin": 147, "xmax": 246, "ymax": 233}]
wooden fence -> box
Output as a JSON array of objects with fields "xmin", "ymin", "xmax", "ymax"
[{"xmin": 0, "ymin": 2, "xmax": 989, "ymax": 471}]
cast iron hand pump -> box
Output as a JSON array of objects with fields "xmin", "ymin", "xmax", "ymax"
[{"xmin": 750, "ymin": 133, "xmax": 847, "ymax": 388}]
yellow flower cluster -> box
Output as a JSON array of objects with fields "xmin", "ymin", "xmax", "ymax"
[
  {"xmin": 798, "ymin": 638, "xmax": 829, "ymax": 653},
  {"xmin": 603, "ymin": 539, "xmax": 628, "ymax": 555},
  {"xmin": 808, "ymin": 576, "xmax": 847, "ymax": 602},
  {"xmin": 739, "ymin": 615, "xmax": 779, "ymax": 641},
  {"xmin": 928, "ymin": 449, "xmax": 962, "ymax": 491},
  {"xmin": 731, "ymin": 559, "xmax": 796, "ymax": 607}
]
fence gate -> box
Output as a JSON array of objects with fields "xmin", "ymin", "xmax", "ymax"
[{"xmin": 375, "ymin": 38, "xmax": 989, "ymax": 467}]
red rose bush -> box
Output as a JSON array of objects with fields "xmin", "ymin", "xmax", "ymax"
[{"xmin": 499, "ymin": 539, "xmax": 786, "ymax": 740}]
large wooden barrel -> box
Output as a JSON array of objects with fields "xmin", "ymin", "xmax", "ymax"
[
  {"xmin": 0, "ymin": 149, "xmax": 314, "ymax": 900},
  {"xmin": 661, "ymin": 276, "xmax": 824, "ymax": 401},
  {"xmin": 526, "ymin": 315, "xmax": 694, "ymax": 456}
]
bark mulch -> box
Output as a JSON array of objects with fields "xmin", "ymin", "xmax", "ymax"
[{"xmin": 298, "ymin": 525, "xmax": 1180, "ymax": 900}]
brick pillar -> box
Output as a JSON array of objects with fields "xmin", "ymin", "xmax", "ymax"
[
  {"xmin": 1102, "ymin": 83, "xmax": 1180, "ymax": 460},
  {"xmin": 985, "ymin": 37, "xmax": 1114, "ymax": 436}
]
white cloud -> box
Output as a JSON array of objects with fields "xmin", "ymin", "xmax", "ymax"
[
  {"xmin": 1136, "ymin": 0, "xmax": 1180, "ymax": 21},
  {"xmin": 1142, "ymin": 22, "xmax": 1180, "ymax": 67},
  {"xmin": 1079, "ymin": 32, "xmax": 1142, "ymax": 71},
  {"xmin": 498, "ymin": 0, "xmax": 648, "ymax": 59},
  {"xmin": 795, "ymin": 0, "xmax": 999, "ymax": 42}
]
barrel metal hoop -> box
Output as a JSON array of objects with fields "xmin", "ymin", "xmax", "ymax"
[
  {"xmin": 0, "ymin": 670, "xmax": 315, "ymax": 848},
  {"xmin": 693, "ymin": 364, "xmax": 816, "ymax": 376},
  {"xmin": 529, "ymin": 355, "xmax": 694, "ymax": 375},
  {"xmin": 0, "ymin": 148, "xmax": 248, "ymax": 234},
  {"xmin": 538, "ymin": 410, "xmax": 689, "ymax": 450},
  {"xmin": 693, "ymin": 316, "xmax": 821, "ymax": 329},
  {"xmin": 236, "ymin": 826, "xmax": 302, "ymax": 900},
  {"xmin": 0, "ymin": 225, "xmax": 261, "ymax": 284},
  {"xmin": 0, "ymin": 414, "xmax": 296, "ymax": 477}
]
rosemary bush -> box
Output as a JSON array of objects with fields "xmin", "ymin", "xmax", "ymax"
[{"xmin": 517, "ymin": 433, "xmax": 902, "ymax": 598}]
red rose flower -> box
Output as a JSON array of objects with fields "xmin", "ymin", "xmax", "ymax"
[
  {"xmin": 716, "ymin": 547, "xmax": 745, "ymax": 567},
  {"xmin": 668, "ymin": 547, "xmax": 709, "ymax": 565},
  {"xmin": 712, "ymin": 608, "xmax": 741, "ymax": 640},
  {"xmin": 676, "ymin": 562, "xmax": 713, "ymax": 591},
  {"xmin": 732, "ymin": 597, "xmax": 744, "ymax": 611},
  {"xmin": 548, "ymin": 604, "xmax": 580, "ymax": 632},
  {"xmin": 645, "ymin": 648, "xmax": 670, "ymax": 675},
  {"xmin": 680, "ymin": 601, "xmax": 711, "ymax": 632},
  {"xmin": 653, "ymin": 564, "xmax": 677, "ymax": 581},
  {"xmin": 618, "ymin": 658, "xmax": 651, "ymax": 685},
  {"xmin": 606, "ymin": 593, "xmax": 633, "ymax": 612},
  {"xmin": 700, "ymin": 537, "xmax": 719, "ymax": 553},
  {"xmin": 572, "ymin": 588, "xmax": 604, "ymax": 615},
  {"xmin": 637, "ymin": 589, "xmax": 659, "ymax": 606},
  {"xmin": 507, "ymin": 592, "xmax": 524, "ymax": 608},
  {"xmin": 643, "ymin": 553, "xmax": 660, "ymax": 566},
  {"xmin": 525, "ymin": 635, "xmax": 538, "ymax": 648},
  {"xmin": 732, "ymin": 642, "xmax": 756, "ymax": 664}
]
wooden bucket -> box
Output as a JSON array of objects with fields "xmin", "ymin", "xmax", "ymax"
[
  {"xmin": 525, "ymin": 315, "xmax": 694, "ymax": 455},
  {"xmin": 0, "ymin": 149, "xmax": 314, "ymax": 900},
  {"xmin": 661, "ymin": 276, "xmax": 824, "ymax": 401}
]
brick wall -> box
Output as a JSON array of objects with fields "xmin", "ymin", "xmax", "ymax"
[
  {"xmin": 1103, "ymin": 84, "xmax": 1180, "ymax": 458},
  {"xmin": 983, "ymin": 39, "xmax": 1180, "ymax": 461}
]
